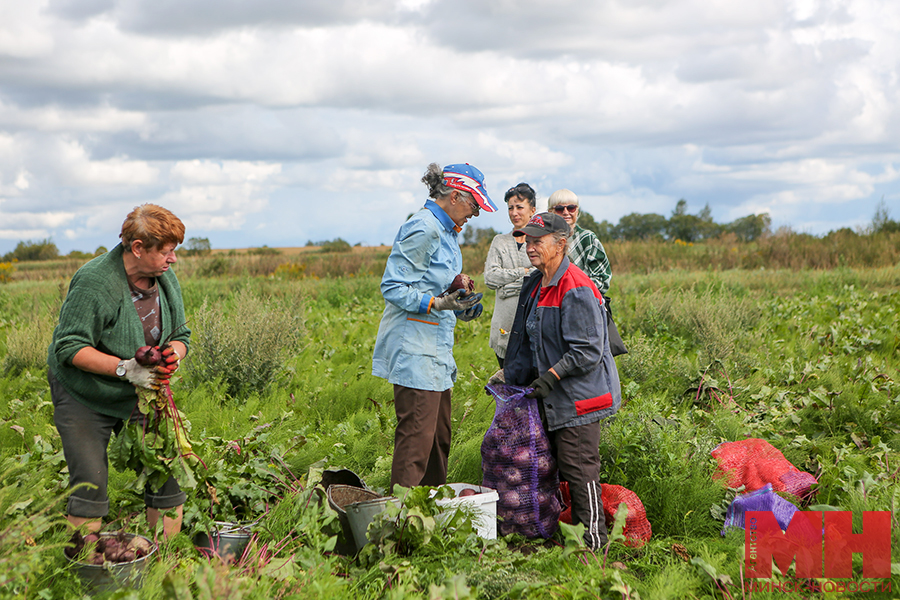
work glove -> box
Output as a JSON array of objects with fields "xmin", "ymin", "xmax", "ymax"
[
  {"xmin": 432, "ymin": 289, "xmax": 482, "ymax": 312},
  {"xmin": 155, "ymin": 346, "xmax": 181, "ymax": 380},
  {"xmin": 120, "ymin": 358, "xmax": 161, "ymax": 390},
  {"xmin": 526, "ymin": 371, "xmax": 558, "ymax": 400},
  {"xmin": 455, "ymin": 302, "xmax": 483, "ymax": 322}
]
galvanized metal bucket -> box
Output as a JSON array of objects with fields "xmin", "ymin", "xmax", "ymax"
[
  {"xmin": 65, "ymin": 532, "xmax": 156, "ymax": 593},
  {"xmin": 193, "ymin": 521, "xmax": 254, "ymax": 560}
]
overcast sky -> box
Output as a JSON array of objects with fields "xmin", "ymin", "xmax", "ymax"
[{"xmin": 1, "ymin": 0, "xmax": 898, "ymax": 254}]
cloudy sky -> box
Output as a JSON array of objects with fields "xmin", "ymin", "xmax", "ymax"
[{"xmin": 0, "ymin": 0, "xmax": 898, "ymax": 254}]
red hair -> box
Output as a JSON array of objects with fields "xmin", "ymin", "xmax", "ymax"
[{"xmin": 120, "ymin": 204, "xmax": 185, "ymax": 251}]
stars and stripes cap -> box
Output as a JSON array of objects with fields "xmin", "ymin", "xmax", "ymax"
[{"xmin": 441, "ymin": 163, "xmax": 497, "ymax": 213}]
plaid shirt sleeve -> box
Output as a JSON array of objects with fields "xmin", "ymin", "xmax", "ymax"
[{"xmin": 569, "ymin": 225, "xmax": 611, "ymax": 294}]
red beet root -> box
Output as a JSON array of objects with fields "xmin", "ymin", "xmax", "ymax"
[
  {"xmin": 459, "ymin": 488, "xmax": 477, "ymax": 497},
  {"xmin": 446, "ymin": 273, "xmax": 475, "ymax": 295},
  {"xmin": 135, "ymin": 345, "xmax": 162, "ymax": 366}
]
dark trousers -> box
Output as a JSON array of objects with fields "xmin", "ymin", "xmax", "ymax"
[
  {"xmin": 50, "ymin": 372, "xmax": 186, "ymax": 518},
  {"xmin": 548, "ymin": 420, "xmax": 608, "ymax": 549},
  {"xmin": 390, "ymin": 385, "xmax": 451, "ymax": 490}
]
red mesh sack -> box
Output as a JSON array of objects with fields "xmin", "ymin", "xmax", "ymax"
[
  {"xmin": 711, "ymin": 438, "xmax": 817, "ymax": 501},
  {"xmin": 482, "ymin": 384, "xmax": 561, "ymax": 539},
  {"xmin": 558, "ymin": 482, "xmax": 652, "ymax": 548}
]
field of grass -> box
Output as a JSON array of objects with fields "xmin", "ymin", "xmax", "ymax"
[{"xmin": 0, "ymin": 254, "xmax": 898, "ymax": 599}]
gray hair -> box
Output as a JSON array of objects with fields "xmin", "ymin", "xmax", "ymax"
[
  {"xmin": 550, "ymin": 229, "xmax": 569, "ymax": 253},
  {"xmin": 421, "ymin": 163, "xmax": 475, "ymax": 203},
  {"xmin": 547, "ymin": 188, "xmax": 578, "ymax": 208}
]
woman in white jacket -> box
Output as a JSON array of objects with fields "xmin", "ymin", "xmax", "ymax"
[{"xmin": 484, "ymin": 183, "xmax": 537, "ymax": 367}]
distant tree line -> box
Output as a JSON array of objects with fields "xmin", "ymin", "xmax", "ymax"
[
  {"xmin": 461, "ymin": 199, "xmax": 899, "ymax": 245},
  {"xmin": 580, "ymin": 199, "xmax": 772, "ymax": 243},
  {"xmin": 1, "ymin": 239, "xmax": 107, "ymax": 262},
  {"xmin": 305, "ymin": 238, "xmax": 356, "ymax": 252},
  {"xmin": 3, "ymin": 201, "xmax": 897, "ymax": 261}
]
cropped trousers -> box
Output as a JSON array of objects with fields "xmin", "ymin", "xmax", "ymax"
[{"xmin": 50, "ymin": 372, "xmax": 186, "ymax": 518}]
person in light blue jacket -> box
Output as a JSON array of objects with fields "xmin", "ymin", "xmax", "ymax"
[{"xmin": 372, "ymin": 162, "xmax": 497, "ymax": 490}]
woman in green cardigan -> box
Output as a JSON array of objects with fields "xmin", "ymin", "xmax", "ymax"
[{"xmin": 48, "ymin": 204, "xmax": 191, "ymax": 539}]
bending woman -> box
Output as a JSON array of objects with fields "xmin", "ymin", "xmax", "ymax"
[{"xmin": 48, "ymin": 204, "xmax": 190, "ymax": 539}]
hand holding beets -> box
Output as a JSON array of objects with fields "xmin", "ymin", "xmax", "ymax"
[
  {"xmin": 446, "ymin": 273, "xmax": 475, "ymax": 295},
  {"xmin": 125, "ymin": 343, "xmax": 180, "ymax": 387},
  {"xmin": 134, "ymin": 345, "xmax": 162, "ymax": 366}
]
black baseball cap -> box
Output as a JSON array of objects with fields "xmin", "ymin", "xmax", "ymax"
[{"xmin": 513, "ymin": 212, "xmax": 569, "ymax": 237}]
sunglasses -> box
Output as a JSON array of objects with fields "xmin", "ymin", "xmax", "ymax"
[
  {"xmin": 467, "ymin": 198, "xmax": 481, "ymax": 215},
  {"xmin": 552, "ymin": 204, "xmax": 578, "ymax": 214},
  {"xmin": 505, "ymin": 183, "xmax": 536, "ymax": 202}
]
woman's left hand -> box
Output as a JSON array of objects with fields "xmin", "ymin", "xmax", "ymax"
[
  {"xmin": 456, "ymin": 302, "xmax": 483, "ymax": 321},
  {"xmin": 156, "ymin": 346, "xmax": 181, "ymax": 379},
  {"xmin": 526, "ymin": 371, "xmax": 559, "ymax": 399}
]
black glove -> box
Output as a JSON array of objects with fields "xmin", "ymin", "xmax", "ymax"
[
  {"xmin": 526, "ymin": 371, "xmax": 558, "ymax": 399},
  {"xmin": 455, "ymin": 302, "xmax": 483, "ymax": 322}
]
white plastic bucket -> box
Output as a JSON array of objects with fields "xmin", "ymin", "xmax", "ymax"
[{"xmin": 434, "ymin": 483, "xmax": 498, "ymax": 539}]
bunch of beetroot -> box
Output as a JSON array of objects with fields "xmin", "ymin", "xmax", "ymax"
[
  {"xmin": 110, "ymin": 339, "xmax": 202, "ymax": 493},
  {"xmin": 65, "ymin": 531, "xmax": 153, "ymax": 565},
  {"xmin": 481, "ymin": 384, "xmax": 561, "ymax": 539},
  {"xmin": 131, "ymin": 342, "xmax": 191, "ymax": 451},
  {"xmin": 134, "ymin": 343, "xmax": 178, "ymax": 387}
]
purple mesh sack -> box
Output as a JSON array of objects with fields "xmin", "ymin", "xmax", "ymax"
[
  {"xmin": 482, "ymin": 384, "xmax": 561, "ymax": 539},
  {"xmin": 722, "ymin": 483, "xmax": 799, "ymax": 534}
]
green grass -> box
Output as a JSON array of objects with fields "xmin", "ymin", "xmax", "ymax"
[{"xmin": 1, "ymin": 265, "xmax": 898, "ymax": 598}]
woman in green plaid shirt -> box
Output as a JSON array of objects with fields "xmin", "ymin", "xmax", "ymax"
[{"xmin": 547, "ymin": 189, "xmax": 611, "ymax": 295}]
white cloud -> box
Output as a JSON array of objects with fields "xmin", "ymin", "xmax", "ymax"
[
  {"xmin": 169, "ymin": 159, "xmax": 281, "ymax": 185},
  {"xmin": 53, "ymin": 139, "xmax": 158, "ymax": 186},
  {"xmin": 0, "ymin": 228, "xmax": 50, "ymax": 241},
  {"xmin": 14, "ymin": 171, "xmax": 30, "ymax": 190},
  {"xmin": 155, "ymin": 159, "xmax": 281, "ymax": 230},
  {"xmin": 0, "ymin": 101, "xmax": 149, "ymax": 134},
  {"xmin": 0, "ymin": 209, "xmax": 75, "ymax": 242},
  {"xmin": 0, "ymin": 0, "xmax": 55, "ymax": 58},
  {"xmin": 0, "ymin": 0, "xmax": 898, "ymax": 253}
]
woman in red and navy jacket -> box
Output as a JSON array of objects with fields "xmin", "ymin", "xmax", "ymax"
[{"xmin": 503, "ymin": 212, "xmax": 622, "ymax": 550}]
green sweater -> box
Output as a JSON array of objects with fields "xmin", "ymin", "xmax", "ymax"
[{"xmin": 47, "ymin": 243, "xmax": 191, "ymax": 419}]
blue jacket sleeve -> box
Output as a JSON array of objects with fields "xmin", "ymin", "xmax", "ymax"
[{"xmin": 380, "ymin": 222, "xmax": 440, "ymax": 314}]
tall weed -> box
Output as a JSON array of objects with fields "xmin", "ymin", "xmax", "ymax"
[
  {"xmin": 185, "ymin": 285, "xmax": 304, "ymax": 400},
  {"xmin": 629, "ymin": 285, "xmax": 760, "ymax": 365},
  {"xmin": 617, "ymin": 332, "xmax": 695, "ymax": 398},
  {"xmin": 1, "ymin": 301, "xmax": 58, "ymax": 376},
  {"xmin": 598, "ymin": 403, "xmax": 726, "ymax": 539}
]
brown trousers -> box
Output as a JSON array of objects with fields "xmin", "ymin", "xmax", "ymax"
[{"xmin": 390, "ymin": 385, "xmax": 452, "ymax": 490}]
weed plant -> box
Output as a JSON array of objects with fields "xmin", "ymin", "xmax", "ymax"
[
  {"xmin": 185, "ymin": 285, "xmax": 304, "ymax": 399},
  {"xmin": 2, "ymin": 307, "xmax": 57, "ymax": 377}
]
